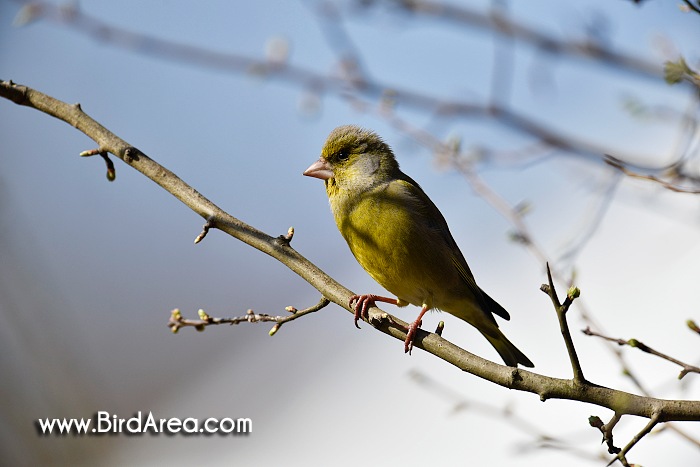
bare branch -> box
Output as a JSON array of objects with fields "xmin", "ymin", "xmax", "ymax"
[
  {"xmin": 682, "ymin": 0, "xmax": 700, "ymax": 15},
  {"xmin": 168, "ymin": 296, "xmax": 331, "ymax": 336},
  {"xmin": 540, "ymin": 264, "xmax": 586, "ymax": 383},
  {"xmin": 605, "ymin": 155, "xmax": 700, "ymax": 194},
  {"xmin": 411, "ymin": 369, "xmax": 605, "ymax": 462},
  {"xmin": 582, "ymin": 327, "xmax": 700, "ymax": 379},
  {"xmin": 608, "ymin": 412, "xmax": 662, "ymax": 467},
  {"xmin": 10, "ymin": 0, "xmax": 668, "ymax": 167},
  {"xmin": 383, "ymin": 0, "xmax": 664, "ymax": 80},
  {"xmin": 589, "ymin": 414, "xmax": 622, "ymax": 455}
]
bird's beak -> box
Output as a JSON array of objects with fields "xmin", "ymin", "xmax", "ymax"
[{"xmin": 303, "ymin": 158, "xmax": 333, "ymax": 180}]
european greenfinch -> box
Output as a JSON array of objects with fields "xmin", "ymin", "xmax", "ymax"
[{"xmin": 304, "ymin": 125, "xmax": 533, "ymax": 368}]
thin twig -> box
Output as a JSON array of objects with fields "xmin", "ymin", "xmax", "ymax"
[
  {"xmin": 194, "ymin": 217, "xmax": 214, "ymax": 244},
  {"xmin": 682, "ymin": 0, "xmax": 700, "ymax": 15},
  {"xmin": 168, "ymin": 296, "xmax": 330, "ymax": 336},
  {"xmin": 607, "ymin": 412, "xmax": 661, "ymax": 467},
  {"xmin": 9, "ymin": 0, "xmax": 671, "ymax": 167},
  {"xmin": 582, "ymin": 327, "xmax": 700, "ymax": 379},
  {"xmin": 409, "ymin": 369, "xmax": 605, "ymax": 462},
  {"xmin": 589, "ymin": 414, "xmax": 622, "ymax": 455},
  {"xmin": 540, "ymin": 263, "xmax": 585, "ymax": 383},
  {"xmin": 605, "ymin": 155, "xmax": 700, "ymax": 194}
]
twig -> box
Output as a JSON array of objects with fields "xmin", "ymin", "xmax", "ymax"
[
  {"xmin": 384, "ymin": 0, "xmax": 664, "ymax": 80},
  {"xmin": 9, "ymin": 0, "xmax": 667, "ymax": 167},
  {"xmin": 80, "ymin": 147, "xmax": 115, "ymax": 181},
  {"xmin": 589, "ymin": 414, "xmax": 622, "ymax": 455},
  {"xmin": 409, "ymin": 369, "xmax": 604, "ymax": 462},
  {"xmin": 604, "ymin": 155, "xmax": 700, "ymax": 194},
  {"xmin": 168, "ymin": 296, "xmax": 330, "ymax": 336},
  {"xmin": 607, "ymin": 412, "xmax": 661, "ymax": 467},
  {"xmin": 682, "ymin": 0, "xmax": 700, "ymax": 15},
  {"xmin": 194, "ymin": 218, "xmax": 214, "ymax": 244},
  {"xmin": 582, "ymin": 327, "xmax": 700, "ymax": 379},
  {"xmin": 540, "ymin": 263, "xmax": 585, "ymax": 383}
]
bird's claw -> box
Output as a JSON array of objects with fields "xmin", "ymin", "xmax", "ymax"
[
  {"xmin": 349, "ymin": 294, "xmax": 377, "ymax": 328},
  {"xmin": 404, "ymin": 319, "xmax": 423, "ymax": 354}
]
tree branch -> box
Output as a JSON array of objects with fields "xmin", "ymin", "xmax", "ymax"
[
  {"xmin": 540, "ymin": 263, "xmax": 586, "ymax": 383},
  {"xmin": 3, "ymin": 79, "xmax": 700, "ymax": 427},
  {"xmin": 168, "ymin": 296, "xmax": 331, "ymax": 336},
  {"xmin": 10, "ymin": 0, "xmax": 673, "ymax": 169},
  {"xmin": 582, "ymin": 326, "xmax": 700, "ymax": 380},
  {"xmin": 605, "ymin": 155, "xmax": 700, "ymax": 194}
]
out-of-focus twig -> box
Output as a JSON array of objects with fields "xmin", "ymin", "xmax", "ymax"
[
  {"xmin": 582, "ymin": 327, "xmax": 700, "ymax": 380},
  {"xmin": 605, "ymin": 155, "xmax": 700, "ymax": 194}
]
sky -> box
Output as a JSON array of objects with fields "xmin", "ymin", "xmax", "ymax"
[{"xmin": 1, "ymin": 0, "xmax": 699, "ymax": 466}]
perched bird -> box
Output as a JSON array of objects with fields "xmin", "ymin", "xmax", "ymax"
[{"xmin": 304, "ymin": 125, "xmax": 533, "ymax": 367}]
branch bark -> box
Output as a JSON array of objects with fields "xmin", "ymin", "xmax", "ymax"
[{"xmin": 2, "ymin": 79, "xmax": 700, "ymax": 426}]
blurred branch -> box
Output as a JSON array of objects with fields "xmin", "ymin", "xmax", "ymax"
[
  {"xmin": 11, "ymin": 0, "xmax": 672, "ymax": 168},
  {"xmin": 409, "ymin": 369, "xmax": 606, "ymax": 462},
  {"xmin": 4, "ymin": 80, "xmax": 700, "ymax": 430},
  {"xmin": 681, "ymin": 0, "xmax": 700, "ymax": 15},
  {"xmin": 582, "ymin": 326, "xmax": 700, "ymax": 380},
  {"xmin": 605, "ymin": 155, "xmax": 700, "ymax": 193},
  {"xmin": 380, "ymin": 0, "xmax": 665, "ymax": 80},
  {"xmin": 585, "ymin": 324, "xmax": 700, "ymax": 451}
]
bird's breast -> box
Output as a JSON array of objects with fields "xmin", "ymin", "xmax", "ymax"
[{"xmin": 330, "ymin": 184, "xmax": 459, "ymax": 308}]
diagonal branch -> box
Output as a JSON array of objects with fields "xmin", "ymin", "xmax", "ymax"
[
  {"xmin": 608, "ymin": 412, "xmax": 662, "ymax": 467},
  {"xmin": 385, "ymin": 0, "xmax": 664, "ymax": 80},
  {"xmin": 605, "ymin": 155, "xmax": 700, "ymax": 194},
  {"xmin": 3, "ymin": 79, "xmax": 700, "ymax": 426}
]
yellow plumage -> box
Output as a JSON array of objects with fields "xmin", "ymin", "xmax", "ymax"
[{"xmin": 304, "ymin": 125, "xmax": 533, "ymax": 367}]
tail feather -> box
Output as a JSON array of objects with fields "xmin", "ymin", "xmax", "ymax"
[{"xmin": 482, "ymin": 329, "xmax": 534, "ymax": 368}]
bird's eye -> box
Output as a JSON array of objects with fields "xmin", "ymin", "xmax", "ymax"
[{"xmin": 337, "ymin": 150, "xmax": 349, "ymax": 161}]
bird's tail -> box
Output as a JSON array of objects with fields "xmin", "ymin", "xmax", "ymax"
[{"xmin": 482, "ymin": 328, "xmax": 534, "ymax": 368}]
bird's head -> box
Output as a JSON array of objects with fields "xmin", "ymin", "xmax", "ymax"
[{"xmin": 304, "ymin": 125, "xmax": 399, "ymax": 191}]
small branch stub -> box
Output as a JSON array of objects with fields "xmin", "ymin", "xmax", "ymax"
[
  {"xmin": 435, "ymin": 320, "xmax": 445, "ymax": 336},
  {"xmin": 275, "ymin": 226, "xmax": 295, "ymax": 246},
  {"xmin": 194, "ymin": 218, "xmax": 214, "ymax": 244},
  {"xmin": 80, "ymin": 148, "xmax": 115, "ymax": 181}
]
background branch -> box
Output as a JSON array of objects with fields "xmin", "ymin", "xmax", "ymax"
[{"xmin": 582, "ymin": 326, "xmax": 700, "ymax": 379}]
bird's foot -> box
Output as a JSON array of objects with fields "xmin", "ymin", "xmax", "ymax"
[
  {"xmin": 349, "ymin": 294, "xmax": 397, "ymax": 328},
  {"xmin": 404, "ymin": 319, "xmax": 423, "ymax": 354}
]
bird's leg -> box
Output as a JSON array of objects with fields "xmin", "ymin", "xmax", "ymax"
[
  {"xmin": 349, "ymin": 294, "xmax": 398, "ymax": 328},
  {"xmin": 405, "ymin": 305, "xmax": 429, "ymax": 354}
]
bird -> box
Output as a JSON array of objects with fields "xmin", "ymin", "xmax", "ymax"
[{"xmin": 303, "ymin": 125, "xmax": 533, "ymax": 367}]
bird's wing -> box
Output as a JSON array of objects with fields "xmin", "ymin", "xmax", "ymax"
[{"xmin": 396, "ymin": 174, "xmax": 510, "ymax": 322}]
